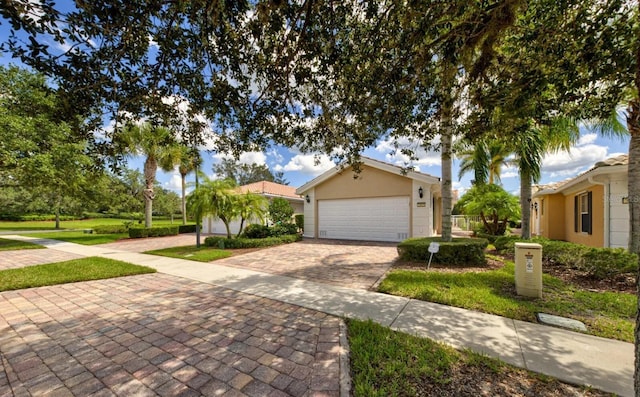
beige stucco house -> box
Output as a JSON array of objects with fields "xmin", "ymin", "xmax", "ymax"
[
  {"xmin": 202, "ymin": 181, "xmax": 304, "ymax": 235},
  {"xmin": 531, "ymin": 154, "xmax": 629, "ymax": 249},
  {"xmin": 295, "ymin": 157, "xmax": 442, "ymax": 242}
]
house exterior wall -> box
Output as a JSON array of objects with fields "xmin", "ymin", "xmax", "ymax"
[
  {"xmin": 412, "ymin": 179, "xmax": 433, "ymax": 237},
  {"xmin": 608, "ymin": 176, "xmax": 629, "ymax": 249},
  {"xmin": 314, "ymin": 165, "xmax": 412, "ymax": 200},
  {"xmin": 534, "ymin": 194, "xmax": 566, "ymax": 240},
  {"xmin": 303, "ymin": 189, "xmax": 316, "ymax": 238},
  {"xmin": 564, "ymin": 185, "xmax": 604, "ymax": 248}
]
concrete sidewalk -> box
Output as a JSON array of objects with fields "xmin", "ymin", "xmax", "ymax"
[{"xmin": 4, "ymin": 235, "xmax": 634, "ymax": 396}]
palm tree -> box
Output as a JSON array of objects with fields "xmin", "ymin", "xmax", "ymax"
[
  {"xmin": 159, "ymin": 145, "xmax": 201, "ymax": 225},
  {"xmin": 457, "ymin": 138, "xmax": 510, "ymax": 185},
  {"xmin": 117, "ymin": 122, "xmax": 181, "ymax": 228},
  {"xmin": 235, "ymin": 191, "xmax": 268, "ymax": 237},
  {"xmin": 187, "ymin": 175, "xmax": 237, "ymax": 238}
]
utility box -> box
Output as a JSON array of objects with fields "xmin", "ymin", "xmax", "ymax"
[{"xmin": 514, "ymin": 242, "xmax": 543, "ymax": 298}]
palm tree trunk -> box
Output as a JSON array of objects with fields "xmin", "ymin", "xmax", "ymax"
[
  {"xmin": 143, "ymin": 157, "xmax": 157, "ymax": 228},
  {"xmin": 441, "ymin": 109, "xmax": 453, "ymax": 242},
  {"xmin": 520, "ymin": 168, "xmax": 532, "ymax": 239},
  {"xmin": 630, "ymin": 6, "xmax": 640, "ymax": 391},
  {"xmin": 629, "ymin": 101, "xmax": 640, "ymax": 397},
  {"xmin": 181, "ymin": 172, "xmax": 187, "ymax": 225}
]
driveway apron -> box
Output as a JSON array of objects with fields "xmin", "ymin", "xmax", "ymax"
[{"xmin": 0, "ymin": 273, "xmax": 344, "ymax": 397}]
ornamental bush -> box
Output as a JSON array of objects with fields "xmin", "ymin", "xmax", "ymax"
[
  {"xmin": 128, "ymin": 226, "xmax": 179, "ymax": 238},
  {"xmin": 396, "ymin": 237, "xmax": 488, "ymax": 267},
  {"xmin": 243, "ymin": 224, "xmax": 271, "ymax": 239},
  {"xmin": 93, "ymin": 225, "xmax": 129, "ymax": 234},
  {"xmin": 178, "ymin": 224, "xmax": 197, "ymax": 234},
  {"xmin": 204, "ymin": 234, "xmax": 301, "ymax": 249},
  {"xmin": 494, "ymin": 237, "xmax": 638, "ymax": 280}
]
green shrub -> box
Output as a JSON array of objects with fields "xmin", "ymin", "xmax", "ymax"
[
  {"xmin": 269, "ymin": 223, "xmax": 299, "ymax": 237},
  {"xmin": 0, "ymin": 214, "xmax": 79, "ymax": 221},
  {"xmin": 178, "ymin": 224, "xmax": 197, "ymax": 234},
  {"xmin": 93, "ymin": 225, "xmax": 129, "ymax": 234},
  {"xmin": 243, "ymin": 224, "xmax": 271, "ymax": 239},
  {"xmin": 495, "ymin": 237, "xmax": 638, "ymax": 279},
  {"xmin": 294, "ymin": 214, "xmax": 304, "ymax": 231},
  {"xmin": 581, "ymin": 248, "xmax": 638, "ymax": 280},
  {"xmin": 396, "ymin": 237, "xmax": 488, "ymax": 267},
  {"xmin": 204, "ymin": 234, "xmax": 301, "ymax": 249},
  {"xmin": 128, "ymin": 226, "xmax": 179, "ymax": 238},
  {"xmin": 493, "ymin": 235, "xmax": 521, "ymax": 252}
]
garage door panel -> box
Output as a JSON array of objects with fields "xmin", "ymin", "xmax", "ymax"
[{"xmin": 318, "ymin": 197, "xmax": 409, "ymax": 242}]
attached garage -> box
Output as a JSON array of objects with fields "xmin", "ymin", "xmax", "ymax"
[
  {"xmin": 296, "ymin": 157, "xmax": 441, "ymax": 242},
  {"xmin": 318, "ymin": 197, "xmax": 410, "ymax": 242}
]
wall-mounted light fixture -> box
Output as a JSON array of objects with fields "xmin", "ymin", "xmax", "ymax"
[
  {"xmin": 305, "ymin": 194, "xmax": 310, "ymax": 203},
  {"xmin": 623, "ymin": 196, "xmax": 629, "ymax": 204},
  {"xmin": 534, "ymin": 202, "xmax": 538, "ymax": 211},
  {"xmin": 418, "ymin": 186, "xmax": 424, "ymax": 199}
]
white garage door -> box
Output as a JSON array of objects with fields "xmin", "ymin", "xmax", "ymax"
[{"xmin": 318, "ymin": 197, "xmax": 410, "ymax": 242}]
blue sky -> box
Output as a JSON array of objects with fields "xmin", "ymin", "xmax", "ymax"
[
  {"xmin": 1, "ymin": 15, "xmax": 630, "ymax": 199},
  {"xmin": 145, "ymin": 125, "xmax": 630, "ymax": 198}
]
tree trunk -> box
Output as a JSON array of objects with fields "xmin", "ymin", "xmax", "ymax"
[
  {"xmin": 630, "ymin": 101, "xmax": 640, "ymax": 396},
  {"xmin": 520, "ymin": 168, "xmax": 532, "ymax": 239},
  {"xmin": 143, "ymin": 157, "xmax": 157, "ymax": 228},
  {"xmin": 55, "ymin": 207, "xmax": 60, "ymax": 230},
  {"xmin": 441, "ymin": 112, "xmax": 453, "ymax": 242},
  {"xmin": 631, "ymin": 2, "xmax": 640, "ymax": 392},
  {"xmin": 181, "ymin": 171, "xmax": 187, "ymax": 225}
]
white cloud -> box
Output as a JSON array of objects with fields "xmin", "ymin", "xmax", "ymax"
[
  {"xmin": 577, "ymin": 133, "xmax": 598, "ymax": 145},
  {"xmin": 163, "ymin": 171, "xmax": 183, "ymax": 192},
  {"xmin": 278, "ymin": 153, "xmax": 335, "ymax": 175},
  {"xmin": 542, "ymin": 144, "xmax": 608, "ymax": 178},
  {"xmin": 213, "ymin": 151, "xmax": 267, "ymax": 165},
  {"xmin": 374, "ymin": 136, "xmax": 441, "ymax": 167}
]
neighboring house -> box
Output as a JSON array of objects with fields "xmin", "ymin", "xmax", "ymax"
[
  {"xmin": 202, "ymin": 181, "xmax": 304, "ymax": 236},
  {"xmin": 296, "ymin": 157, "xmax": 442, "ymax": 242},
  {"xmin": 531, "ymin": 154, "xmax": 629, "ymax": 249}
]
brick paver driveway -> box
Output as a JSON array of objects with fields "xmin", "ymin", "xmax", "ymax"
[
  {"xmin": 212, "ymin": 239, "xmax": 398, "ymax": 290},
  {"xmin": 0, "ymin": 273, "xmax": 343, "ymax": 396},
  {"xmin": 0, "ymin": 249, "xmax": 84, "ymax": 271},
  {"xmin": 98, "ymin": 235, "xmax": 398, "ymax": 290}
]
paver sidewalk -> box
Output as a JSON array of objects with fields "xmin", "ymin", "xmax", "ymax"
[{"xmin": 3, "ymin": 235, "xmax": 635, "ymax": 397}]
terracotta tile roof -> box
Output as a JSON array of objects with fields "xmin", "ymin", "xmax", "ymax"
[
  {"xmin": 238, "ymin": 181, "xmax": 303, "ymax": 200},
  {"xmin": 594, "ymin": 154, "xmax": 628, "ymax": 168},
  {"xmin": 534, "ymin": 154, "xmax": 628, "ymax": 195}
]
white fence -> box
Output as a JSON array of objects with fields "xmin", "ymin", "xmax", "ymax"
[{"xmin": 451, "ymin": 215, "xmax": 481, "ymax": 231}]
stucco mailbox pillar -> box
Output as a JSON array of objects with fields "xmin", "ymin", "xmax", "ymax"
[{"xmin": 514, "ymin": 242, "xmax": 542, "ymax": 298}]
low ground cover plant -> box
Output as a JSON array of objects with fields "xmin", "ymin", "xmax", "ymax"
[
  {"xmin": 494, "ymin": 236, "xmax": 638, "ymax": 280},
  {"xmin": 397, "ymin": 237, "xmax": 488, "ymax": 266},
  {"xmin": 145, "ymin": 246, "xmax": 232, "ymax": 262},
  {"xmin": 347, "ymin": 318, "xmax": 608, "ymax": 397},
  {"xmin": 0, "ymin": 238, "xmax": 44, "ymax": 251},
  {"xmin": 0, "ymin": 257, "xmax": 155, "ymax": 291},
  {"xmin": 204, "ymin": 234, "xmax": 301, "ymax": 249},
  {"xmin": 22, "ymin": 231, "xmax": 128, "ymax": 245},
  {"xmin": 379, "ymin": 258, "xmax": 635, "ymax": 342}
]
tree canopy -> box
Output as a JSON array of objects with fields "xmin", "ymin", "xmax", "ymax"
[{"xmin": 213, "ymin": 158, "xmax": 288, "ymax": 186}]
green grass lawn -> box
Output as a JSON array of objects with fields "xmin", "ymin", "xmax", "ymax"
[
  {"xmin": 145, "ymin": 245, "xmax": 233, "ymax": 262},
  {"xmin": 378, "ymin": 260, "xmax": 636, "ymax": 342},
  {"xmin": 347, "ymin": 319, "xmax": 602, "ymax": 397},
  {"xmin": 0, "ymin": 238, "xmax": 44, "ymax": 251},
  {"xmin": 0, "ymin": 257, "xmax": 156, "ymax": 291},
  {"xmin": 0, "ymin": 218, "xmax": 191, "ymax": 231},
  {"xmin": 21, "ymin": 231, "xmax": 129, "ymax": 245}
]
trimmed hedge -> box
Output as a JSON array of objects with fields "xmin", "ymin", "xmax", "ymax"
[
  {"xmin": 93, "ymin": 225, "xmax": 129, "ymax": 234},
  {"xmin": 397, "ymin": 237, "xmax": 489, "ymax": 267},
  {"xmin": 178, "ymin": 224, "xmax": 197, "ymax": 234},
  {"xmin": 128, "ymin": 226, "xmax": 179, "ymax": 238},
  {"xmin": 242, "ymin": 223, "xmax": 299, "ymax": 239},
  {"xmin": 495, "ymin": 236, "xmax": 638, "ymax": 280},
  {"xmin": 0, "ymin": 214, "xmax": 80, "ymax": 221},
  {"xmin": 204, "ymin": 234, "xmax": 301, "ymax": 249}
]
